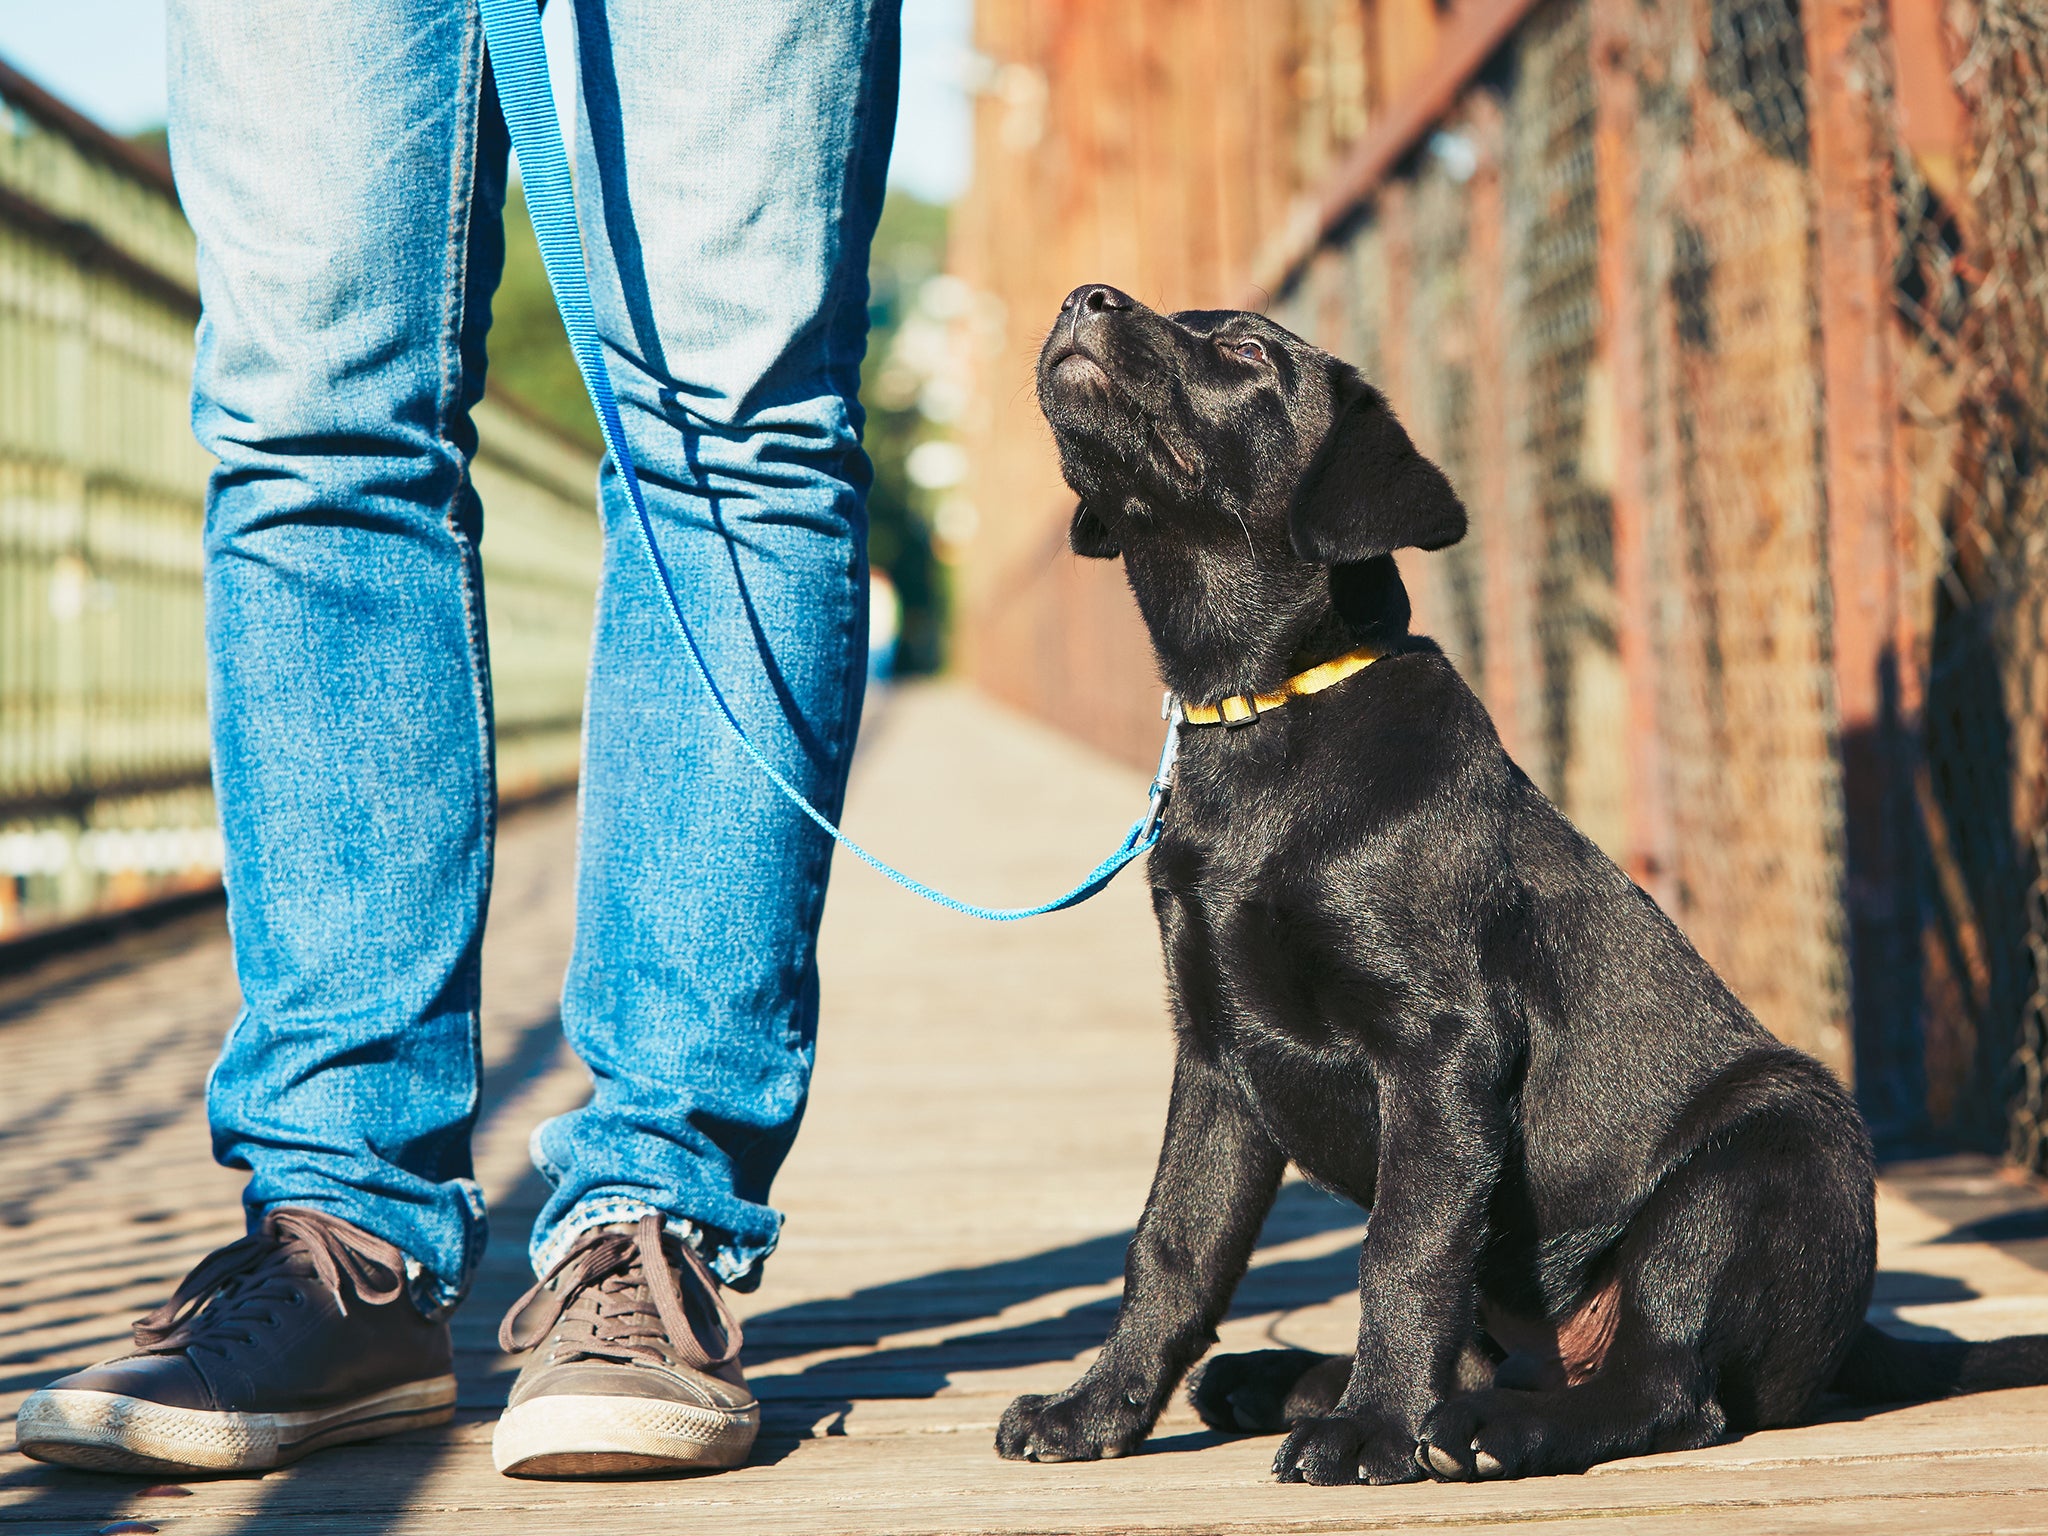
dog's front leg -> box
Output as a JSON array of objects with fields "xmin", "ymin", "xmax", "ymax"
[
  {"xmin": 1272, "ymin": 1024, "xmax": 1504, "ymax": 1486},
  {"xmin": 997, "ymin": 1041, "xmax": 1284, "ymax": 1462}
]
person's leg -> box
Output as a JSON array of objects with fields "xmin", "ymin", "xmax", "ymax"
[
  {"xmin": 18, "ymin": 2, "xmax": 511, "ymax": 1476},
  {"xmin": 182, "ymin": 0, "xmax": 510, "ymax": 1313},
  {"xmin": 527, "ymin": 0, "xmax": 899, "ymax": 1289}
]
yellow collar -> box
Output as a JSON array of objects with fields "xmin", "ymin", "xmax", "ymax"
[{"xmin": 1178, "ymin": 645, "xmax": 1382, "ymax": 727}]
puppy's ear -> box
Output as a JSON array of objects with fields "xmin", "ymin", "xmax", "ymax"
[
  {"xmin": 1289, "ymin": 369, "xmax": 1465, "ymax": 565},
  {"xmin": 1069, "ymin": 500, "xmax": 1122, "ymax": 559}
]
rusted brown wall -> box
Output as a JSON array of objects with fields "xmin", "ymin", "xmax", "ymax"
[{"xmin": 947, "ymin": 0, "xmax": 2048, "ymax": 1161}]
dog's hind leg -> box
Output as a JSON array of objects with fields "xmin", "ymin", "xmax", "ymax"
[
  {"xmin": 1416, "ymin": 1094, "xmax": 1874, "ymax": 1481},
  {"xmin": 1190, "ymin": 1350, "xmax": 1349, "ymax": 1434},
  {"xmin": 1193, "ymin": 1335, "xmax": 1497, "ymax": 1435}
]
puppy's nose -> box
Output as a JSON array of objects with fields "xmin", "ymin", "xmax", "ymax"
[{"xmin": 1060, "ymin": 284, "xmax": 1134, "ymax": 315}]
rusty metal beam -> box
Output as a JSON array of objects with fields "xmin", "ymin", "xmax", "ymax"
[
  {"xmin": 1592, "ymin": 0, "xmax": 1674, "ymax": 907},
  {"xmin": 1466, "ymin": 93, "xmax": 1527, "ymax": 760},
  {"xmin": 1809, "ymin": 0, "xmax": 1903, "ymax": 742},
  {"xmin": 1250, "ymin": 0, "xmax": 1547, "ymax": 300},
  {"xmin": 1885, "ymin": 0, "xmax": 1973, "ymax": 224},
  {"xmin": 1807, "ymin": 0, "xmax": 1910, "ymax": 1097}
]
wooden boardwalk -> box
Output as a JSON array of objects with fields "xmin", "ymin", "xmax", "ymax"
[{"xmin": 4, "ymin": 681, "xmax": 2048, "ymax": 1534}]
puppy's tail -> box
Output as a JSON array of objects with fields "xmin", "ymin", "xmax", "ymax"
[{"xmin": 1830, "ymin": 1322, "xmax": 2048, "ymax": 1403}]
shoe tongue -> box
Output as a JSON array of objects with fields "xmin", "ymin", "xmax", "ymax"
[
  {"xmin": 550, "ymin": 1232, "xmax": 683, "ymax": 1361},
  {"xmin": 593, "ymin": 1220, "xmax": 676, "ymax": 1257},
  {"xmin": 262, "ymin": 1209, "xmax": 408, "ymax": 1308},
  {"xmin": 524, "ymin": 1215, "xmax": 737, "ymax": 1372},
  {"xmin": 578, "ymin": 1222, "xmax": 683, "ymax": 1291},
  {"xmin": 258, "ymin": 1236, "xmax": 323, "ymax": 1279}
]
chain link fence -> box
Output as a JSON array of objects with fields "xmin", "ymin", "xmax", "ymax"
[
  {"xmin": 1635, "ymin": 0, "xmax": 1852, "ymax": 1092},
  {"xmin": 1888, "ymin": 1, "xmax": 2048, "ymax": 1166}
]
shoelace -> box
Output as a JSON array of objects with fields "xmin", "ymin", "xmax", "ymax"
[
  {"xmin": 132, "ymin": 1207, "xmax": 406, "ymax": 1357},
  {"xmin": 498, "ymin": 1212, "xmax": 742, "ymax": 1372}
]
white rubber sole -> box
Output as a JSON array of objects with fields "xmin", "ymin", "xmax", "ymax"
[
  {"xmin": 491, "ymin": 1392, "xmax": 759, "ymax": 1478},
  {"xmin": 14, "ymin": 1376, "xmax": 457, "ymax": 1475}
]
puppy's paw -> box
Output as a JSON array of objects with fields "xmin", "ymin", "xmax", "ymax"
[
  {"xmin": 1416, "ymin": 1389, "xmax": 1582, "ymax": 1481},
  {"xmin": 1189, "ymin": 1349, "xmax": 1348, "ymax": 1435},
  {"xmin": 1271, "ymin": 1410, "xmax": 1426, "ymax": 1486},
  {"xmin": 997, "ymin": 1383, "xmax": 1152, "ymax": 1463},
  {"xmin": 1418, "ymin": 1387, "xmax": 1724, "ymax": 1481}
]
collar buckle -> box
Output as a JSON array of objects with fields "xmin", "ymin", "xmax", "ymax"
[{"xmin": 1217, "ymin": 693, "xmax": 1260, "ymax": 727}]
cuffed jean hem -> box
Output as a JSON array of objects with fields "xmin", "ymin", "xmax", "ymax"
[
  {"xmin": 529, "ymin": 1195, "xmax": 769, "ymax": 1291},
  {"xmin": 250, "ymin": 1182, "xmax": 487, "ymax": 1321}
]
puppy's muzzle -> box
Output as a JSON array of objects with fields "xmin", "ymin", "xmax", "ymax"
[{"xmin": 1049, "ymin": 283, "xmax": 1136, "ymax": 370}]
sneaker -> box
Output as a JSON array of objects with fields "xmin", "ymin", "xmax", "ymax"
[
  {"xmin": 492, "ymin": 1212, "xmax": 757, "ymax": 1477},
  {"xmin": 17, "ymin": 1207, "xmax": 455, "ymax": 1475}
]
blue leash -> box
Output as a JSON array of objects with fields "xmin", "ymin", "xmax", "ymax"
[{"xmin": 475, "ymin": 0, "xmax": 1169, "ymax": 920}]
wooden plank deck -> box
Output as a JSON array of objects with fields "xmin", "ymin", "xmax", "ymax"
[{"xmin": 4, "ymin": 680, "xmax": 2048, "ymax": 1534}]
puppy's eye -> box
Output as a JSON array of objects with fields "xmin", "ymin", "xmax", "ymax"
[{"xmin": 1227, "ymin": 339, "xmax": 1267, "ymax": 364}]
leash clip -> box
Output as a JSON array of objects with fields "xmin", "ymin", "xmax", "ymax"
[{"xmin": 1137, "ymin": 693, "xmax": 1182, "ymax": 847}]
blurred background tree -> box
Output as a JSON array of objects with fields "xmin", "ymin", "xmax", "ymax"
[
  {"xmin": 857, "ymin": 192, "xmax": 954, "ymax": 678},
  {"xmin": 486, "ymin": 184, "xmax": 952, "ymax": 678}
]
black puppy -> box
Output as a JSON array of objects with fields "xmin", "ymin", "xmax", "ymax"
[{"xmin": 995, "ymin": 284, "xmax": 2048, "ymax": 1485}]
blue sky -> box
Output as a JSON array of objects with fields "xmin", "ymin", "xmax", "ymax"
[{"xmin": 0, "ymin": 0, "xmax": 973, "ymax": 203}]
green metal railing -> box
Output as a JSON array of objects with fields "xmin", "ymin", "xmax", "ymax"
[{"xmin": 0, "ymin": 60, "xmax": 598, "ymax": 941}]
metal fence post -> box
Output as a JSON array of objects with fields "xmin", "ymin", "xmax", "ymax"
[
  {"xmin": 1806, "ymin": 0, "xmax": 1921, "ymax": 1121},
  {"xmin": 1593, "ymin": 0, "xmax": 1675, "ymax": 910}
]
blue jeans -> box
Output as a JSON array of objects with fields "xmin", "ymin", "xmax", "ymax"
[{"xmin": 167, "ymin": 0, "xmax": 897, "ymax": 1312}]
